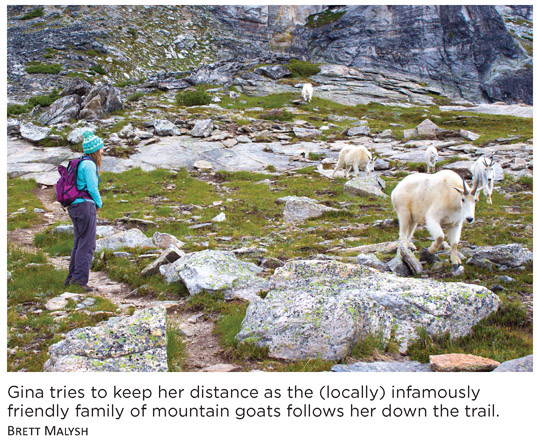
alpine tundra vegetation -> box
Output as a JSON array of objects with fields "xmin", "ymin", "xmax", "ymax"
[{"xmin": 6, "ymin": 5, "xmax": 533, "ymax": 373}]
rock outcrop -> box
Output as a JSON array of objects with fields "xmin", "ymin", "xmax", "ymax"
[
  {"xmin": 237, "ymin": 259, "xmax": 500, "ymax": 360},
  {"xmin": 44, "ymin": 306, "xmax": 168, "ymax": 372}
]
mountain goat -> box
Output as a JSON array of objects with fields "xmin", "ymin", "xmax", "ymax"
[
  {"xmin": 302, "ymin": 83, "xmax": 313, "ymax": 102},
  {"xmin": 391, "ymin": 170, "xmax": 481, "ymax": 266},
  {"xmin": 332, "ymin": 145, "xmax": 374, "ymax": 179},
  {"xmin": 425, "ymin": 146, "xmax": 439, "ymax": 173},
  {"xmin": 471, "ymin": 155, "xmax": 495, "ymax": 205}
]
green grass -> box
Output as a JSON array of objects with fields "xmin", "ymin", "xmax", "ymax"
[
  {"xmin": 34, "ymin": 231, "xmax": 73, "ymax": 256},
  {"xmin": 89, "ymin": 64, "xmax": 106, "ymax": 76},
  {"xmin": 7, "ymin": 248, "xmax": 117, "ymax": 371},
  {"xmin": 127, "ymin": 91, "xmax": 145, "ymax": 102},
  {"xmin": 7, "ymin": 89, "xmax": 60, "ymax": 116},
  {"xmin": 7, "ymin": 179, "xmax": 43, "ymax": 231},
  {"xmin": 305, "ymin": 9, "xmax": 346, "ymax": 28},
  {"xmin": 214, "ymin": 303, "xmax": 269, "ymax": 361},
  {"xmin": 167, "ymin": 321, "xmax": 187, "ymax": 372},
  {"xmin": 20, "ymin": 7, "xmax": 44, "ymax": 20},
  {"xmin": 25, "ymin": 63, "xmax": 62, "ymax": 75},
  {"xmin": 287, "ymin": 59, "xmax": 321, "ymax": 78}
]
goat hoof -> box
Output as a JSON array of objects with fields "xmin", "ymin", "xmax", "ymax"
[{"xmin": 420, "ymin": 249, "xmax": 439, "ymax": 264}]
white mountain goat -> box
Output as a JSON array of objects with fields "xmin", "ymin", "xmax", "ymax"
[
  {"xmin": 425, "ymin": 146, "xmax": 439, "ymax": 173},
  {"xmin": 301, "ymin": 83, "xmax": 313, "ymax": 102},
  {"xmin": 332, "ymin": 145, "xmax": 374, "ymax": 179},
  {"xmin": 471, "ymin": 155, "xmax": 495, "ymax": 205},
  {"xmin": 391, "ymin": 170, "xmax": 481, "ymax": 266}
]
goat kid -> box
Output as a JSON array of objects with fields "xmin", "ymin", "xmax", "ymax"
[
  {"xmin": 425, "ymin": 146, "xmax": 439, "ymax": 174},
  {"xmin": 301, "ymin": 83, "xmax": 313, "ymax": 102},
  {"xmin": 471, "ymin": 155, "xmax": 495, "ymax": 205},
  {"xmin": 332, "ymin": 145, "xmax": 374, "ymax": 179}
]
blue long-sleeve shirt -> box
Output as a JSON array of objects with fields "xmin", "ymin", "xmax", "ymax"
[{"xmin": 72, "ymin": 159, "xmax": 102, "ymax": 208}]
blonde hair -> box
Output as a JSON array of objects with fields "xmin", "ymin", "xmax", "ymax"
[{"xmin": 88, "ymin": 149, "xmax": 103, "ymax": 173}]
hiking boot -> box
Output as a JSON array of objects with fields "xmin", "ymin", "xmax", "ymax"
[
  {"xmin": 70, "ymin": 279, "xmax": 94, "ymax": 292},
  {"xmin": 64, "ymin": 277, "xmax": 71, "ymax": 288}
]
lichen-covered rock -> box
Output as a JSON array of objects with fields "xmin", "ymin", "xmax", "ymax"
[
  {"xmin": 344, "ymin": 176, "xmax": 387, "ymax": 198},
  {"xmin": 160, "ymin": 249, "xmax": 268, "ymax": 301},
  {"xmin": 347, "ymin": 125, "xmax": 370, "ymax": 136},
  {"xmin": 332, "ymin": 360, "xmax": 432, "ymax": 372},
  {"xmin": 43, "ymin": 306, "xmax": 167, "ymax": 372},
  {"xmin": 141, "ymin": 245, "xmax": 185, "ymax": 277},
  {"xmin": 470, "ymin": 243, "xmax": 532, "ymax": 268},
  {"xmin": 277, "ymin": 196, "xmax": 339, "ymax": 223},
  {"xmin": 152, "ymin": 231, "xmax": 184, "ymax": 249},
  {"xmin": 416, "ymin": 119, "xmax": 439, "ymax": 138},
  {"xmin": 95, "ymin": 228, "xmax": 154, "ymax": 252},
  {"xmin": 237, "ymin": 260, "xmax": 500, "ymax": 360},
  {"xmin": 292, "ymin": 127, "xmax": 322, "ymax": 139},
  {"xmin": 493, "ymin": 354, "xmax": 533, "ymax": 372}
]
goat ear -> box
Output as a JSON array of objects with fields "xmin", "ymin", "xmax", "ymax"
[{"xmin": 453, "ymin": 186, "xmax": 464, "ymax": 195}]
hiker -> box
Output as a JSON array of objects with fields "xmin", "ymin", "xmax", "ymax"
[{"xmin": 64, "ymin": 130, "xmax": 103, "ymax": 292}]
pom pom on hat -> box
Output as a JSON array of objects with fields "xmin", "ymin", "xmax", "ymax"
[{"xmin": 82, "ymin": 130, "xmax": 103, "ymax": 154}]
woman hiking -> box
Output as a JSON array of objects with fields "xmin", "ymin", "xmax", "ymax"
[{"xmin": 64, "ymin": 130, "xmax": 103, "ymax": 292}]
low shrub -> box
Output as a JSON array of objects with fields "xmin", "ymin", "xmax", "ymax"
[
  {"xmin": 20, "ymin": 7, "xmax": 44, "ymax": 20},
  {"xmin": 25, "ymin": 63, "xmax": 62, "ymax": 75},
  {"xmin": 175, "ymin": 87, "xmax": 212, "ymax": 107}
]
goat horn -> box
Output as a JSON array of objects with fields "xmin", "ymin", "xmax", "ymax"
[{"xmin": 462, "ymin": 178, "xmax": 470, "ymax": 195}]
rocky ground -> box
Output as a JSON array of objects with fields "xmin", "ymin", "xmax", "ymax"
[{"xmin": 6, "ymin": 4, "xmax": 533, "ymax": 373}]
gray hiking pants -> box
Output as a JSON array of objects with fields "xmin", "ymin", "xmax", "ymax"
[{"xmin": 67, "ymin": 201, "xmax": 97, "ymax": 285}]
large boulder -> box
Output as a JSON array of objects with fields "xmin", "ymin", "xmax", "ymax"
[
  {"xmin": 79, "ymin": 85, "xmax": 123, "ymax": 120},
  {"xmin": 293, "ymin": 127, "xmax": 322, "ymax": 139},
  {"xmin": 237, "ymin": 260, "xmax": 500, "ymax": 360},
  {"xmin": 60, "ymin": 79, "xmax": 93, "ymax": 97},
  {"xmin": 43, "ymin": 306, "xmax": 168, "ymax": 372},
  {"xmin": 154, "ymin": 119, "xmax": 180, "ymax": 136},
  {"xmin": 38, "ymin": 95, "xmax": 82, "ymax": 125},
  {"xmin": 160, "ymin": 249, "xmax": 268, "ymax": 301},
  {"xmin": 277, "ymin": 196, "xmax": 339, "ymax": 223},
  {"xmin": 20, "ymin": 123, "xmax": 51, "ymax": 143},
  {"xmin": 95, "ymin": 228, "xmax": 154, "ymax": 252},
  {"xmin": 344, "ymin": 176, "xmax": 387, "ymax": 198},
  {"xmin": 493, "ymin": 355, "xmax": 533, "ymax": 372},
  {"xmin": 253, "ymin": 65, "xmax": 291, "ymax": 80},
  {"xmin": 190, "ymin": 119, "xmax": 214, "ymax": 138},
  {"xmin": 416, "ymin": 119, "xmax": 439, "ymax": 138}
]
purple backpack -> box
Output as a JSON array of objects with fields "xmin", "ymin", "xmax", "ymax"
[{"xmin": 56, "ymin": 156, "xmax": 93, "ymax": 207}]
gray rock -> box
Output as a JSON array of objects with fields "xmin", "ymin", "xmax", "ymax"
[
  {"xmin": 374, "ymin": 158, "xmax": 390, "ymax": 170},
  {"xmin": 95, "ymin": 228, "xmax": 154, "ymax": 252},
  {"xmin": 190, "ymin": 119, "xmax": 214, "ymax": 138},
  {"xmin": 212, "ymin": 212, "xmax": 226, "ymax": 222},
  {"xmin": 460, "ymin": 129, "xmax": 480, "ymax": 141},
  {"xmin": 404, "ymin": 128, "xmax": 418, "ymax": 139},
  {"xmin": 277, "ymin": 196, "xmax": 339, "ymax": 223},
  {"xmin": 60, "ymin": 79, "xmax": 92, "ymax": 97},
  {"xmin": 355, "ymin": 253, "xmax": 389, "ymax": 272},
  {"xmin": 20, "ymin": 123, "xmax": 51, "ymax": 143},
  {"xmin": 67, "ymin": 126, "xmax": 97, "ymax": 144},
  {"xmin": 79, "ymin": 84, "xmax": 123, "ymax": 120},
  {"xmin": 160, "ymin": 249, "xmax": 268, "ymax": 301},
  {"xmin": 154, "ymin": 119, "xmax": 180, "ymax": 136},
  {"xmin": 253, "ymin": 65, "xmax": 291, "ymax": 80},
  {"xmin": 493, "ymin": 355, "xmax": 533, "ymax": 372},
  {"xmin": 7, "ymin": 118, "xmax": 20, "ymax": 136},
  {"xmin": 293, "ymin": 127, "xmax": 322, "ymax": 139},
  {"xmin": 347, "ymin": 126, "xmax": 370, "ymax": 136},
  {"xmin": 152, "ymin": 232, "xmax": 184, "ymax": 249},
  {"xmin": 237, "ymin": 260, "xmax": 500, "ymax": 359},
  {"xmin": 38, "ymin": 95, "xmax": 81, "ymax": 125},
  {"xmin": 43, "ymin": 306, "xmax": 168, "ymax": 372},
  {"xmin": 416, "ymin": 119, "xmax": 439, "ymax": 138},
  {"xmin": 344, "ymin": 176, "xmax": 387, "ymax": 198},
  {"xmin": 332, "ymin": 360, "xmax": 432, "ymax": 372},
  {"xmin": 471, "ymin": 244, "xmax": 532, "ymax": 268},
  {"xmin": 387, "ymin": 255, "xmax": 411, "ymax": 277},
  {"xmin": 141, "ymin": 245, "xmax": 186, "ymax": 277}
]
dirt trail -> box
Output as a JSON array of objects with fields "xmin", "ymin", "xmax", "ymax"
[{"xmin": 9, "ymin": 187, "xmax": 234, "ymax": 372}]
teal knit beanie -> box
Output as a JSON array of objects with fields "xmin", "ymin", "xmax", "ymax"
[{"xmin": 82, "ymin": 130, "xmax": 103, "ymax": 154}]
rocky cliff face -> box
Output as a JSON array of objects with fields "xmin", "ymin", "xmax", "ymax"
[{"xmin": 7, "ymin": 5, "xmax": 533, "ymax": 104}]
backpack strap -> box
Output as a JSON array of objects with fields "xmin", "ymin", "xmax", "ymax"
[{"xmin": 80, "ymin": 154, "xmax": 102, "ymax": 184}]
